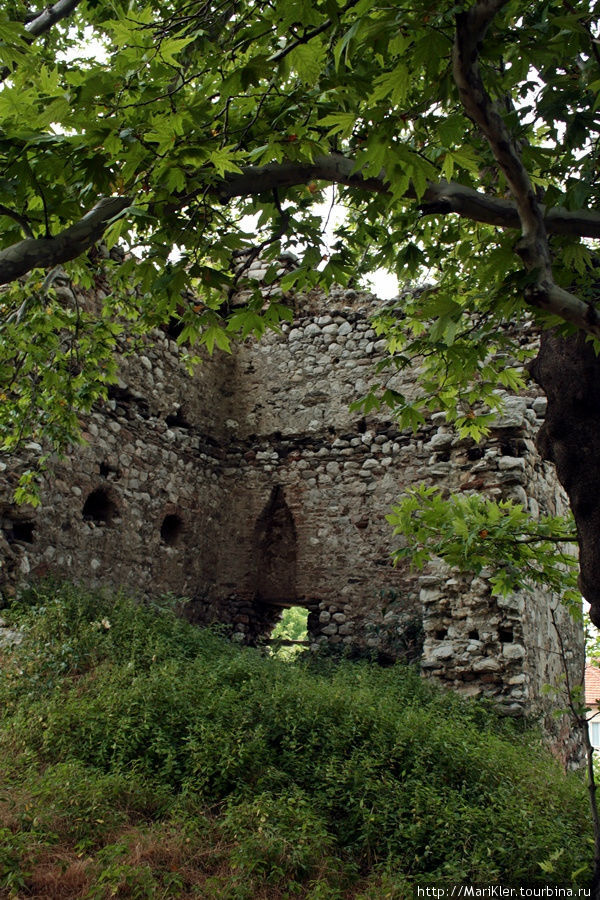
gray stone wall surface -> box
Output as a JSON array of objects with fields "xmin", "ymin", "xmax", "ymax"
[{"xmin": 0, "ymin": 270, "xmax": 584, "ymax": 760}]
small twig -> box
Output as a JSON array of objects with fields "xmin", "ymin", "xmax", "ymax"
[
  {"xmin": 270, "ymin": 0, "xmax": 360, "ymax": 63},
  {"xmin": 514, "ymin": 533, "xmax": 578, "ymax": 545},
  {"xmin": 270, "ymin": 19, "xmax": 336, "ymax": 63},
  {"xmin": 0, "ymin": 205, "xmax": 34, "ymax": 239}
]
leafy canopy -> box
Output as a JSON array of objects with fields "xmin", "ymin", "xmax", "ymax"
[{"xmin": 1, "ymin": 0, "xmax": 600, "ymax": 452}]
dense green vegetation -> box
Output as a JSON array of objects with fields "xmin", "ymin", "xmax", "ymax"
[
  {"xmin": 271, "ymin": 606, "xmax": 310, "ymax": 644},
  {"xmin": 270, "ymin": 606, "xmax": 310, "ymax": 659},
  {"xmin": 0, "ymin": 583, "xmax": 593, "ymax": 897}
]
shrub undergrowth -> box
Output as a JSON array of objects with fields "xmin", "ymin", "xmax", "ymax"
[{"xmin": 0, "ymin": 582, "xmax": 593, "ymax": 897}]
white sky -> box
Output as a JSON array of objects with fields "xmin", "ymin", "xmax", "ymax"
[{"xmin": 314, "ymin": 188, "xmax": 399, "ymax": 298}]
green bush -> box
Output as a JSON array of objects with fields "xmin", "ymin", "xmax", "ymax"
[
  {"xmin": 224, "ymin": 786, "xmax": 342, "ymax": 886},
  {"xmin": 0, "ymin": 582, "xmax": 594, "ymax": 895}
]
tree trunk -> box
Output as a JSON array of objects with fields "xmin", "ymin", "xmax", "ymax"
[
  {"xmin": 529, "ymin": 331, "xmax": 600, "ymax": 628},
  {"xmin": 532, "ymin": 332, "xmax": 600, "ymax": 894}
]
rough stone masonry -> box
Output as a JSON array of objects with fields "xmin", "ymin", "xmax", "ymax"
[{"xmin": 0, "ymin": 264, "xmax": 584, "ymax": 760}]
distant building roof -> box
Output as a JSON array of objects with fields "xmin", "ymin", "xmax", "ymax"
[{"xmin": 586, "ymin": 665, "xmax": 600, "ymax": 707}]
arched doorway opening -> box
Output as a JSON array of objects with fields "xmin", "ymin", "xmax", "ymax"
[{"xmin": 254, "ymin": 486, "xmax": 297, "ymax": 605}]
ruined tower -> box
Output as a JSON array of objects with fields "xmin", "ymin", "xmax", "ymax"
[{"xmin": 0, "ymin": 266, "xmax": 584, "ymax": 757}]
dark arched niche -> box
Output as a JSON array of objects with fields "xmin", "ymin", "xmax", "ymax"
[
  {"xmin": 82, "ymin": 487, "xmax": 118, "ymax": 525},
  {"xmin": 254, "ymin": 486, "xmax": 297, "ymax": 604}
]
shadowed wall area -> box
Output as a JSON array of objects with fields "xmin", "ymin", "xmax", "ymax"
[{"xmin": 254, "ymin": 486, "xmax": 297, "ymax": 605}]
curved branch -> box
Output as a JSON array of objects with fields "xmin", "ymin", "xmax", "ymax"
[
  {"xmin": 4, "ymin": 156, "xmax": 600, "ymax": 300},
  {"xmin": 452, "ymin": 0, "xmax": 600, "ymax": 337},
  {"xmin": 216, "ymin": 155, "xmax": 600, "ymax": 238},
  {"xmin": 0, "ymin": 205, "xmax": 34, "ymax": 239},
  {"xmin": 25, "ymin": 0, "xmax": 85, "ymax": 37},
  {"xmin": 454, "ymin": 1, "xmax": 544, "ymax": 255},
  {"xmin": 214, "ymin": 154, "xmax": 390, "ymax": 201},
  {"xmin": 0, "ymin": 197, "xmax": 131, "ymax": 286}
]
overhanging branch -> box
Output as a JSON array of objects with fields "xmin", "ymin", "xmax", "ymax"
[
  {"xmin": 452, "ymin": 0, "xmax": 600, "ymax": 338},
  {"xmin": 215, "ymin": 156, "xmax": 600, "ymax": 237},
  {"xmin": 3, "ymin": 155, "xmax": 600, "ymax": 294},
  {"xmin": 25, "ymin": 0, "xmax": 85, "ymax": 37},
  {"xmin": 0, "ymin": 197, "xmax": 131, "ymax": 286}
]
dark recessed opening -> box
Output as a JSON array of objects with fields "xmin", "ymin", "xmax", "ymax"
[
  {"xmin": 107, "ymin": 384, "xmax": 135, "ymax": 403},
  {"xmin": 467, "ymin": 447, "xmax": 484, "ymax": 461},
  {"xmin": 254, "ymin": 486, "xmax": 297, "ymax": 605},
  {"xmin": 356, "ymin": 418, "xmax": 367, "ymax": 434},
  {"xmin": 498, "ymin": 626, "xmax": 514, "ymax": 643},
  {"xmin": 434, "ymin": 628, "xmax": 448, "ymax": 640},
  {"xmin": 98, "ymin": 460, "xmax": 122, "ymax": 480},
  {"xmin": 436, "ymin": 450, "xmax": 451, "ymax": 462},
  {"xmin": 161, "ymin": 513, "xmax": 184, "ymax": 545},
  {"xmin": 468, "ymin": 629, "xmax": 479, "ymax": 640},
  {"xmin": 165, "ymin": 409, "xmax": 191, "ymax": 429},
  {"xmin": 166, "ymin": 317, "xmax": 184, "ymax": 340},
  {"xmin": 11, "ymin": 520, "xmax": 35, "ymax": 543},
  {"xmin": 82, "ymin": 488, "xmax": 118, "ymax": 525}
]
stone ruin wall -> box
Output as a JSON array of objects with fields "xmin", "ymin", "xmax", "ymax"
[{"xmin": 0, "ymin": 273, "xmax": 584, "ymax": 753}]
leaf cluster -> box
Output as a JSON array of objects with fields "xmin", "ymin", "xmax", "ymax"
[{"xmin": 388, "ymin": 484, "xmax": 580, "ymax": 607}]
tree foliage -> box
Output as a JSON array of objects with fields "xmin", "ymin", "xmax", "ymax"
[
  {"xmin": 2, "ymin": 1, "xmax": 600, "ymax": 430},
  {"xmin": 388, "ymin": 484, "xmax": 581, "ymax": 609}
]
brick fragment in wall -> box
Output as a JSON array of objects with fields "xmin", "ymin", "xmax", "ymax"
[{"xmin": 0, "ymin": 276, "xmax": 584, "ymax": 765}]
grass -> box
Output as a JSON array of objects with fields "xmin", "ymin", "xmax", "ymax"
[{"xmin": 0, "ymin": 581, "xmax": 594, "ymax": 898}]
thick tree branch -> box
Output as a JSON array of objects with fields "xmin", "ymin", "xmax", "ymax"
[
  {"xmin": 1, "ymin": 0, "xmax": 87, "ymax": 84},
  {"xmin": 25, "ymin": 0, "xmax": 85, "ymax": 37},
  {"xmin": 454, "ymin": 1, "xmax": 543, "ymax": 253},
  {"xmin": 214, "ymin": 155, "xmax": 389, "ymax": 201},
  {"xmin": 0, "ymin": 197, "xmax": 131, "ymax": 286},
  {"xmin": 0, "ymin": 153, "xmax": 600, "ymax": 298},
  {"xmin": 452, "ymin": 0, "xmax": 600, "ymax": 338},
  {"xmin": 216, "ymin": 155, "xmax": 600, "ymax": 238},
  {"xmin": 4, "ymin": 155, "xmax": 600, "ymax": 295}
]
